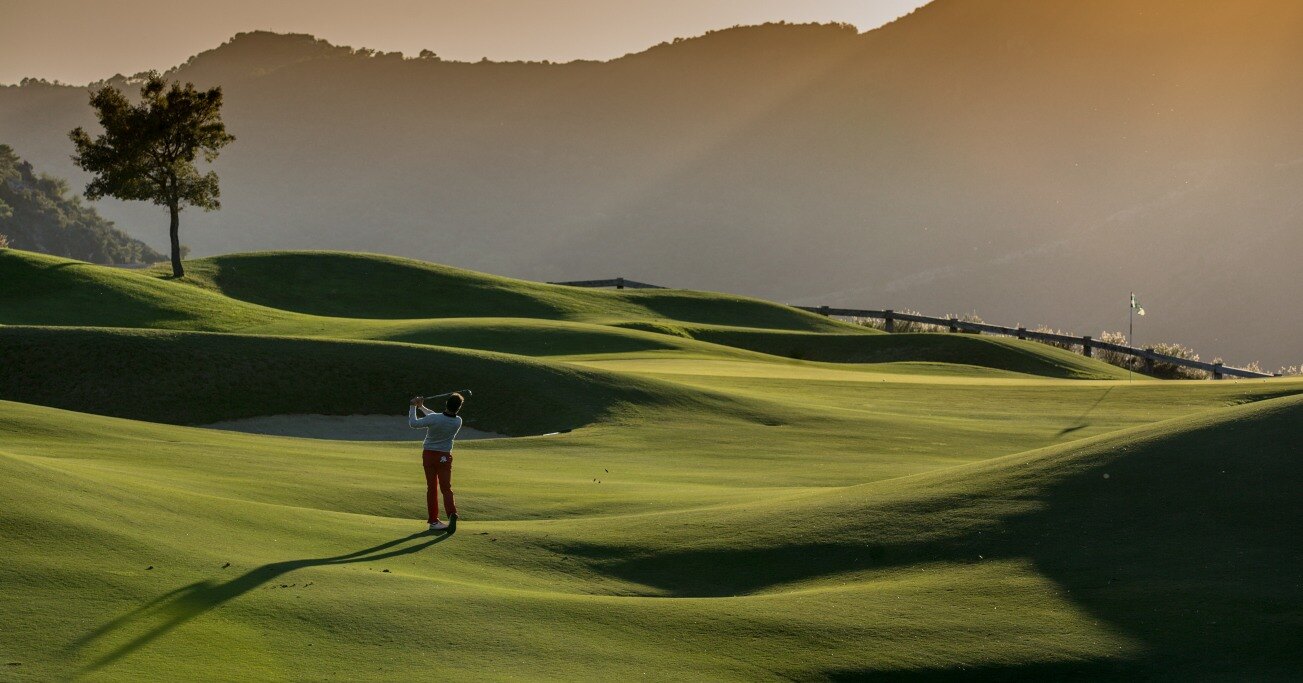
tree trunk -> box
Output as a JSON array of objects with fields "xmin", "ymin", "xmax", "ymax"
[{"xmin": 168, "ymin": 203, "xmax": 184, "ymax": 278}]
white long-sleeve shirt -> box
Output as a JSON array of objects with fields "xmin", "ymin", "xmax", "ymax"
[{"xmin": 408, "ymin": 406, "xmax": 462, "ymax": 452}]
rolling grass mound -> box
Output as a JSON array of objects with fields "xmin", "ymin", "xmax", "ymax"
[
  {"xmin": 548, "ymin": 393, "xmax": 1303, "ymax": 677},
  {"xmin": 0, "ymin": 251, "xmax": 736, "ymax": 359},
  {"xmin": 0, "ymin": 249, "xmax": 280, "ymax": 330},
  {"xmin": 3, "ymin": 249, "xmax": 1129, "ymax": 379},
  {"xmin": 616, "ymin": 321, "xmax": 1130, "ymax": 379},
  {"xmin": 171, "ymin": 251, "xmax": 850, "ymax": 330},
  {"xmin": 0, "ymin": 325, "xmax": 778, "ymax": 434},
  {"xmin": 2, "ymin": 388, "xmax": 1299, "ymax": 679},
  {"xmin": 252, "ymin": 316, "xmax": 758, "ymax": 359},
  {"xmin": 6, "ymin": 247, "xmax": 1301, "ymax": 678}
]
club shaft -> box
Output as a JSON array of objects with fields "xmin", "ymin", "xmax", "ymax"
[{"xmin": 424, "ymin": 389, "xmax": 471, "ymax": 400}]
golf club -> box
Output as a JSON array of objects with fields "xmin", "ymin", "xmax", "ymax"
[{"xmin": 424, "ymin": 389, "xmax": 472, "ymax": 401}]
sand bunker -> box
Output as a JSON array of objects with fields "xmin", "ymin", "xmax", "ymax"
[{"xmin": 201, "ymin": 414, "xmax": 507, "ymax": 441}]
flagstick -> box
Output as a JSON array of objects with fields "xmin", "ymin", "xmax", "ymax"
[{"xmin": 1128, "ymin": 293, "xmax": 1134, "ymax": 383}]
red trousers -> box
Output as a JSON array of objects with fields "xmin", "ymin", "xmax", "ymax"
[{"xmin": 422, "ymin": 450, "xmax": 456, "ymax": 522}]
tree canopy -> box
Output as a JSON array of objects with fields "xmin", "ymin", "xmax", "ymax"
[{"xmin": 70, "ymin": 72, "xmax": 233, "ymax": 277}]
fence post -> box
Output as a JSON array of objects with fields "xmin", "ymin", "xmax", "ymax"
[
  {"xmin": 819, "ymin": 305, "xmax": 830, "ymax": 316},
  {"xmin": 1082, "ymin": 336, "xmax": 1092, "ymax": 358},
  {"xmin": 948, "ymin": 318, "xmax": 959, "ymax": 333},
  {"xmin": 1212, "ymin": 362, "xmax": 1224, "ymax": 380},
  {"xmin": 884, "ymin": 310, "xmax": 895, "ymax": 333},
  {"xmin": 1016, "ymin": 326, "xmax": 1026, "ymax": 340},
  {"xmin": 1143, "ymin": 349, "xmax": 1156, "ymax": 375}
]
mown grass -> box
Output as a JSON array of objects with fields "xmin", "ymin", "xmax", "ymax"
[
  {"xmin": 166, "ymin": 251, "xmax": 854, "ymax": 331},
  {"xmin": 2, "ymin": 390, "xmax": 1299, "ymax": 679},
  {"xmin": 2, "ymin": 250, "xmax": 1131, "ymax": 377},
  {"xmin": 0, "ymin": 325, "xmax": 762, "ymax": 434},
  {"xmin": 615, "ymin": 321, "xmax": 1129, "ymax": 379},
  {"xmin": 2, "ymin": 250, "xmax": 1131, "ymax": 378},
  {"xmin": 2, "ymin": 248, "xmax": 1301, "ymax": 679}
]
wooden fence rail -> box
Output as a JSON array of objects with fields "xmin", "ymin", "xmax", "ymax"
[
  {"xmin": 548, "ymin": 278, "xmax": 1276, "ymax": 379},
  {"xmin": 791, "ymin": 306, "xmax": 1273, "ymax": 379},
  {"xmin": 548, "ymin": 277, "xmax": 666, "ymax": 290}
]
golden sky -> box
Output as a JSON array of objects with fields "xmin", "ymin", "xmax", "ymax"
[{"xmin": 0, "ymin": 0, "xmax": 930, "ymax": 85}]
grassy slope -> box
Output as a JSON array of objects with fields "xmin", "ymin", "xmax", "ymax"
[
  {"xmin": 168, "ymin": 251, "xmax": 853, "ymax": 331},
  {"xmin": 0, "ymin": 250, "xmax": 281, "ymax": 331},
  {"xmin": 2, "ymin": 390, "xmax": 1299, "ymax": 680},
  {"xmin": 0, "ymin": 248, "xmax": 844, "ymax": 333},
  {"xmin": 616, "ymin": 321, "xmax": 1129, "ymax": 379},
  {"xmin": 0, "ymin": 325, "xmax": 777, "ymax": 435},
  {"xmin": 4, "ymin": 248, "xmax": 1300, "ymax": 678},
  {"xmin": 1, "ymin": 250, "xmax": 1130, "ymax": 378}
]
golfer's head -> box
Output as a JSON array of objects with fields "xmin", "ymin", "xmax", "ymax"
[{"xmin": 446, "ymin": 392, "xmax": 464, "ymax": 415}]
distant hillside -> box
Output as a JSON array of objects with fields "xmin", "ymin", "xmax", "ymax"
[
  {"xmin": 1, "ymin": 0, "xmax": 1301, "ymax": 365},
  {"xmin": 0, "ymin": 144, "xmax": 162, "ymax": 264}
]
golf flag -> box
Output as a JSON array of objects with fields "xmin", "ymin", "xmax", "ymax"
[{"xmin": 1131, "ymin": 292, "xmax": 1145, "ymax": 316}]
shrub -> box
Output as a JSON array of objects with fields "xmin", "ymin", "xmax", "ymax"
[
  {"xmin": 1094, "ymin": 331, "xmax": 1137, "ymax": 370},
  {"xmin": 858, "ymin": 309, "xmax": 948, "ymax": 333},
  {"xmin": 1032, "ymin": 325, "xmax": 1079, "ymax": 351},
  {"xmin": 1148, "ymin": 342, "xmax": 1209, "ymax": 379}
]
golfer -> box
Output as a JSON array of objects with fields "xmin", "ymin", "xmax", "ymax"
[{"xmin": 409, "ymin": 392, "xmax": 464, "ymax": 532}]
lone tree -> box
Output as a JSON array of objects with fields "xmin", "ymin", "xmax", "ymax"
[{"xmin": 70, "ymin": 72, "xmax": 234, "ymax": 277}]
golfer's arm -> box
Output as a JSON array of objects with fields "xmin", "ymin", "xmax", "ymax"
[
  {"xmin": 408, "ymin": 406, "xmax": 427, "ymax": 428},
  {"xmin": 418, "ymin": 406, "xmax": 434, "ymax": 416}
]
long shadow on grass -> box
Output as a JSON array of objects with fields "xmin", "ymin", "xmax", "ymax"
[
  {"xmin": 562, "ymin": 541, "xmax": 919, "ymax": 597},
  {"xmin": 1054, "ymin": 386, "xmax": 1111, "ymax": 437},
  {"xmin": 71, "ymin": 530, "xmax": 447, "ymax": 674},
  {"xmin": 567, "ymin": 397, "xmax": 1303, "ymax": 678}
]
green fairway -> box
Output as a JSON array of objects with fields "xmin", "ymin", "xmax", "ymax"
[
  {"xmin": 2, "ymin": 249, "xmax": 1300, "ymax": 680},
  {"xmin": 1, "ymin": 250, "xmax": 1136, "ymax": 378}
]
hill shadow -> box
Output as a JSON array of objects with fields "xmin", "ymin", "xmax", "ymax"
[
  {"xmin": 71, "ymin": 530, "xmax": 447, "ymax": 674},
  {"xmin": 969, "ymin": 398, "xmax": 1303, "ymax": 679},
  {"xmin": 569, "ymin": 398, "xmax": 1303, "ymax": 678},
  {"xmin": 561, "ymin": 541, "xmax": 914, "ymax": 597},
  {"xmin": 824, "ymin": 658, "xmax": 1130, "ymax": 681}
]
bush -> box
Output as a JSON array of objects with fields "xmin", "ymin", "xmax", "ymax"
[
  {"xmin": 1148, "ymin": 342, "xmax": 1209, "ymax": 379},
  {"xmin": 857, "ymin": 309, "xmax": 955, "ymax": 334},
  {"xmin": 1032, "ymin": 325, "xmax": 1079, "ymax": 351},
  {"xmin": 1094, "ymin": 331, "xmax": 1137, "ymax": 370}
]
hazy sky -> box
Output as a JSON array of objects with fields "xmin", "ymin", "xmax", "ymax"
[{"xmin": 0, "ymin": 0, "xmax": 930, "ymax": 85}]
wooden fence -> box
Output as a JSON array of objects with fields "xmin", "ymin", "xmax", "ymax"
[
  {"xmin": 793, "ymin": 306, "xmax": 1274, "ymax": 379},
  {"xmin": 550, "ymin": 278, "xmax": 1277, "ymax": 380},
  {"xmin": 548, "ymin": 277, "xmax": 666, "ymax": 290}
]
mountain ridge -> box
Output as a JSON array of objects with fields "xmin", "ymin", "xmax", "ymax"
[{"xmin": 1, "ymin": 0, "xmax": 1300, "ymax": 365}]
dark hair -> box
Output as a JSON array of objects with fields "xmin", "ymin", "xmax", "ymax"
[{"xmin": 445, "ymin": 392, "xmax": 464, "ymax": 415}]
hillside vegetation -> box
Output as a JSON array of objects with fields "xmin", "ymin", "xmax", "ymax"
[
  {"xmin": 2, "ymin": 249, "xmax": 1300, "ymax": 679},
  {"xmin": 0, "ymin": 144, "xmax": 162, "ymax": 264}
]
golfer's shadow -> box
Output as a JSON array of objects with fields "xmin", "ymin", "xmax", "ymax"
[
  {"xmin": 71, "ymin": 530, "xmax": 446, "ymax": 674},
  {"xmin": 1055, "ymin": 387, "xmax": 1113, "ymax": 438}
]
